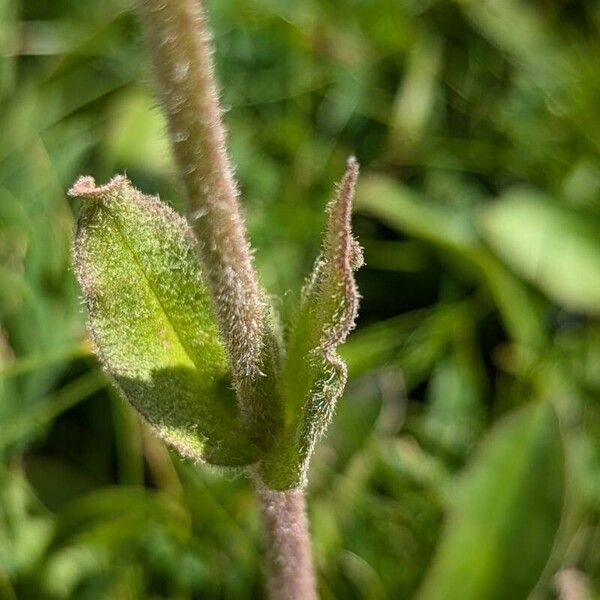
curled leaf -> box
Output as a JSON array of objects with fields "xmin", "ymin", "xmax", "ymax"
[
  {"xmin": 70, "ymin": 175, "xmax": 257, "ymax": 466},
  {"xmin": 261, "ymin": 158, "xmax": 363, "ymax": 489}
]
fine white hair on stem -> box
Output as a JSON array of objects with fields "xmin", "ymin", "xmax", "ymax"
[
  {"xmin": 257, "ymin": 486, "xmax": 317, "ymax": 600},
  {"xmin": 135, "ymin": 0, "xmax": 280, "ymax": 440}
]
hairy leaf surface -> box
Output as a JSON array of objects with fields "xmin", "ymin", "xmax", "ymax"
[
  {"xmin": 70, "ymin": 176, "xmax": 256, "ymax": 466},
  {"xmin": 261, "ymin": 159, "xmax": 363, "ymax": 489}
]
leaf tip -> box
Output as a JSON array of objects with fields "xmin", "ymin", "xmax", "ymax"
[
  {"xmin": 325, "ymin": 156, "xmax": 360, "ymax": 252},
  {"xmin": 68, "ymin": 174, "xmax": 129, "ymax": 200},
  {"xmin": 346, "ymin": 153, "xmax": 359, "ymax": 171}
]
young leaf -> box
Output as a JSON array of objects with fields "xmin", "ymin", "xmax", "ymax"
[
  {"xmin": 417, "ymin": 401, "xmax": 565, "ymax": 600},
  {"xmin": 261, "ymin": 158, "xmax": 363, "ymax": 489},
  {"xmin": 70, "ymin": 176, "xmax": 257, "ymax": 466}
]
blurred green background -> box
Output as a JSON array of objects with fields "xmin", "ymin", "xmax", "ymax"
[{"xmin": 1, "ymin": 0, "xmax": 600, "ymax": 598}]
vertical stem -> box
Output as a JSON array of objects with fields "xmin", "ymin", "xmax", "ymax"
[
  {"xmin": 257, "ymin": 486, "xmax": 318, "ymax": 600},
  {"xmin": 135, "ymin": 0, "xmax": 280, "ymax": 439},
  {"xmin": 134, "ymin": 3, "xmax": 311, "ymax": 596}
]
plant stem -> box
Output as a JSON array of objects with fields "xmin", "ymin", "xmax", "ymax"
[
  {"xmin": 135, "ymin": 0, "xmax": 281, "ymax": 439},
  {"xmin": 134, "ymin": 3, "xmax": 311, "ymax": 596},
  {"xmin": 257, "ymin": 486, "xmax": 318, "ymax": 600}
]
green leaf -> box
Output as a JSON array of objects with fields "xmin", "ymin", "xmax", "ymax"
[
  {"xmin": 260, "ymin": 158, "xmax": 363, "ymax": 489},
  {"xmin": 70, "ymin": 175, "xmax": 257, "ymax": 466},
  {"xmin": 417, "ymin": 402, "xmax": 565, "ymax": 600},
  {"xmin": 480, "ymin": 189, "xmax": 600, "ymax": 315}
]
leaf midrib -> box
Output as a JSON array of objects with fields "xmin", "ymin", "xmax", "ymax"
[{"xmin": 105, "ymin": 207, "xmax": 207, "ymax": 374}]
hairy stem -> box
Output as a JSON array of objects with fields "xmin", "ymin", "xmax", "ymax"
[
  {"xmin": 135, "ymin": 0, "xmax": 280, "ymax": 439},
  {"xmin": 257, "ymin": 486, "xmax": 317, "ymax": 600},
  {"xmin": 134, "ymin": 2, "xmax": 311, "ymax": 596}
]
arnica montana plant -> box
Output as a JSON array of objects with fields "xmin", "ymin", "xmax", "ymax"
[{"xmin": 68, "ymin": 1, "xmax": 362, "ymax": 598}]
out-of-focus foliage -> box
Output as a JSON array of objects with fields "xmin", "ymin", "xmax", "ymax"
[
  {"xmin": 0, "ymin": 0, "xmax": 598, "ymax": 598},
  {"xmin": 418, "ymin": 402, "xmax": 565, "ymax": 600}
]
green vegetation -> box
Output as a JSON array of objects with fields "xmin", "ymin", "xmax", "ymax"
[{"xmin": 1, "ymin": 0, "xmax": 599, "ymax": 598}]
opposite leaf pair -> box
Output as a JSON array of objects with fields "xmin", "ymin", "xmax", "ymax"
[{"xmin": 69, "ymin": 159, "xmax": 362, "ymax": 490}]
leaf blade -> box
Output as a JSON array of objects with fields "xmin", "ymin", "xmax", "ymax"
[
  {"xmin": 70, "ymin": 176, "xmax": 257, "ymax": 466},
  {"xmin": 261, "ymin": 158, "xmax": 363, "ymax": 489},
  {"xmin": 417, "ymin": 401, "xmax": 565, "ymax": 600}
]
